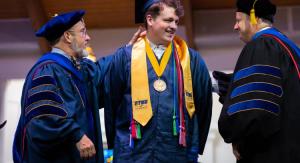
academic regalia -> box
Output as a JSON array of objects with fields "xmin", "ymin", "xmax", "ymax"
[
  {"xmin": 13, "ymin": 52, "xmax": 104, "ymax": 163},
  {"xmin": 103, "ymin": 39, "xmax": 212, "ymax": 162},
  {"xmin": 218, "ymin": 27, "xmax": 300, "ymax": 163}
]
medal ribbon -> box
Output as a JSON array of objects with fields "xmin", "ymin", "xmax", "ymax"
[{"xmin": 145, "ymin": 38, "xmax": 172, "ymax": 77}]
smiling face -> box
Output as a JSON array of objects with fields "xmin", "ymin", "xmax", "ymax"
[{"xmin": 146, "ymin": 3, "xmax": 179, "ymax": 46}]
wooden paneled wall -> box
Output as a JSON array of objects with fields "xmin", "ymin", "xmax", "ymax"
[
  {"xmin": 2, "ymin": 0, "xmax": 300, "ymax": 28},
  {"xmin": 41, "ymin": 0, "xmax": 135, "ymax": 28},
  {"xmin": 192, "ymin": 0, "xmax": 300, "ymax": 9},
  {"xmin": 0, "ymin": 0, "xmax": 27, "ymax": 19}
]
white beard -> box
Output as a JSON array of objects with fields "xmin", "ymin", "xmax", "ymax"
[
  {"xmin": 80, "ymin": 49, "xmax": 89, "ymax": 58},
  {"xmin": 71, "ymin": 40, "xmax": 88, "ymax": 58}
]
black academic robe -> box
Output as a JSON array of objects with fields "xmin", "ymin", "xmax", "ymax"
[
  {"xmin": 103, "ymin": 45, "xmax": 212, "ymax": 163},
  {"xmin": 219, "ymin": 28, "xmax": 300, "ymax": 163},
  {"xmin": 13, "ymin": 53, "xmax": 104, "ymax": 163}
]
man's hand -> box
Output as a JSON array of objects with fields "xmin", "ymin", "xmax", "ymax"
[
  {"xmin": 232, "ymin": 143, "xmax": 242, "ymax": 160},
  {"xmin": 212, "ymin": 71, "xmax": 233, "ymax": 104},
  {"xmin": 76, "ymin": 134, "xmax": 96, "ymax": 159},
  {"xmin": 127, "ymin": 26, "xmax": 146, "ymax": 46}
]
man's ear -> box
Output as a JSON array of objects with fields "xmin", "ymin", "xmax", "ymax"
[
  {"xmin": 146, "ymin": 15, "xmax": 153, "ymax": 27},
  {"xmin": 64, "ymin": 31, "xmax": 72, "ymax": 43},
  {"xmin": 257, "ymin": 17, "xmax": 264, "ymax": 24}
]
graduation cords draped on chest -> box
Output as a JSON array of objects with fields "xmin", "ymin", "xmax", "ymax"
[{"xmin": 130, "ymin": 36, "xmax": 195, "ymax": 147}]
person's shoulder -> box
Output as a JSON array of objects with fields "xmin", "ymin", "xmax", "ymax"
[
  {"xmin": 188, "ymin": 47, "xmax": 199, "ymax": 55},
  {"xmin": 33, "ymin": 58, "xmax": 59, "ymax": 71},
  {"xmin": 237, "ymin": 35, "xmax": 283, "ymax": 67},
  {"xmin": 246, "ymin": 35, "xmax": 280, "ymax": 49},
  {"xmin": 112, "ymin": 45, "xmax": 132, "ymax": 62},
  {"xmin": 115, "ymin": 45, "xmax": 132, "ymax": 55},
  {"xmin": 82, "ymin": 57, "xmax": 95, "ymax": 64},
  {"xmin": 241, "ymin": 35, "xmax": 283, "ymax": 61},
  {"xmin": 31, "ymin": 58, "xmax": 69, "ymax": 79},
  {"xmin": 188, "ymin": 47, "xmax": 205, "ymax": 61},
  {"xmin": 24, "ymin": 62, "xmax": 56, "ymax": 87},
  {"xmin": 81, "ymin": 58, "xmax": 98, "ymax": 72},
  {"xmin": 37, "ymin": 53, "xmax": 72, "ymax": 70}
]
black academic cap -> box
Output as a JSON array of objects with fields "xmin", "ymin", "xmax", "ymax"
[
  {"xmin": 135, "ymin": 0, "xmax": 160, "ymax": 23},
  {"xmin": 36, "ymin": 10, "xmax": 85, "ymax": 42},
  {"xmin": 236, "ymin": 0, "xmax": 276, "ymax": 23}
]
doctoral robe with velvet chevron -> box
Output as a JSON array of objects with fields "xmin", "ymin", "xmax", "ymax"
[
  {"xmin": 13, "ymin": 53, "xmax": 104, "ymax": 163},
  {"xmin": 104, "ymin": 45, "xmax": 212, "ymax": 163},
  {"xmin": 219, "ymin": 28, "xmax": 300, "ymax": 163}
]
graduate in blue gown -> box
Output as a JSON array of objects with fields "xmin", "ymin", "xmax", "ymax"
[
  {"xmin": 13, "ymin": 10, "xmax": 104, "ymax": 163},
  {"xmin": 103, "ymin": 1, "xmax": 212, "ymax": 162},
  {"xmin": 217, "ymin": 0, "xmax": 300, "ymax": 162}
]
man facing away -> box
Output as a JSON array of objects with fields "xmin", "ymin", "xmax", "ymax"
[
  {"xmin": 103, "ymin": 0, "xmax": 212, "ymax": 162},
  {"xmin": 218, "ymin": 0, "xmax": 300, "ymax": 162},
  {"xmin": 13, "ymin": 10, "xmax": 104, "ymax": 163}
]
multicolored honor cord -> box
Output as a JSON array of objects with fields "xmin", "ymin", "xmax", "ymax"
[
  {"xmin": 174, "ymin": 42, "xmax": 187, "ymax": 147},
  {"xmin": 172, "ymin": 44, "xmax": 179, "ymax": 136},
  {"xmin": 130, "ymin": 119, "xmax": 142, "ymax": 148}
]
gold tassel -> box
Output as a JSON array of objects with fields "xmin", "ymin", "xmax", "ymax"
[
  {"xmin": 250, "ymin": 9, "xmax": 257, "ymax": 25},
  {"xmin": 250, "ymin": 0, "xmax": 258, "ymax": 25}
]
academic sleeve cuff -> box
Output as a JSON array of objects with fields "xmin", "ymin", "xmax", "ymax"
[
  {"xmin": 187, "ymin": 146, "xmax": 199, "ymax": 163},
  {"xmin": 72, "ymin": 129, "xmax": 85, "ymax": 143}
]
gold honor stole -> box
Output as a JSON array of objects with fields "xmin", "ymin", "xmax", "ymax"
[{"xmin": 131, "ymin": 36, "xmax": 195, "ymax": 126}]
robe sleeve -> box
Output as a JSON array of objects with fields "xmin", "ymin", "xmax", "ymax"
[
  {"xmin": 218, "ymin": 37, "xmax": 282, "ymax": 147},
  {"xmin": 190, "ymin": 49, "xmax": 213, "ymax": 155},
  {"xmin": 187, "ymin": 114, "xmax": 200, "ymax": 162},
  {"xmin": 25, "ymin": 63, "xmax": 85, "ymax": 153},
  {"xmin": 96, "ymin": 55, "xmax": 113, "ymax": 108},
  {"xmin": 81, "ymin": 55, "xmax": 113, "ymax": 109},
  {"xmin": 103, "ymin": 48, "xmax": 128, "ymax": 149}
]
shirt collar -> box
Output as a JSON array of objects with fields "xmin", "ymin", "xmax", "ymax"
[
  {"xmin": 51, "ymin": 47, "xmax": 71, "ymax": 60},
  {"xmin": 257, "ymin": 26, "xmax": 272, "ymax": 33},
  {"xmin": 146, "ymin": 37, "xmax": 167, "ymax": 51},
  {"xmin": 146, "ymin": 38, "xmax": 167, "ymax": 60}
]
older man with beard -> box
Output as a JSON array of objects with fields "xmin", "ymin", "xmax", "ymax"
[{"xmin": 13, "ymin": 10, "xmax": 104, "ymax": 163}]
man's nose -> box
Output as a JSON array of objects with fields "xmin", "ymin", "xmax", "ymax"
[
  {"xmin": 234, "ymin": 23, "xmax": 239, "ymax": 31},
  {"xmin": 85, "ymin": 33, "xmax": 91, "ymax": 41},
  {"xmin": 170, "ymin": 21, "xmax": 177, "ymax": 30}
]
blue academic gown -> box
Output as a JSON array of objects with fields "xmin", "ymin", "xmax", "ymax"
[
  {"xmin": 104, "ymin": 45, "xmax": 212, "ymax": 163},
  {"xmin": 13, "ymin": 52, "xmax": 104, "ymax": 163}
]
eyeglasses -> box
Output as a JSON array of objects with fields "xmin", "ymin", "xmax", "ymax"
[{"xmin": 68, "ymin": 28, "xmax": 88, "ymax": 38}]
